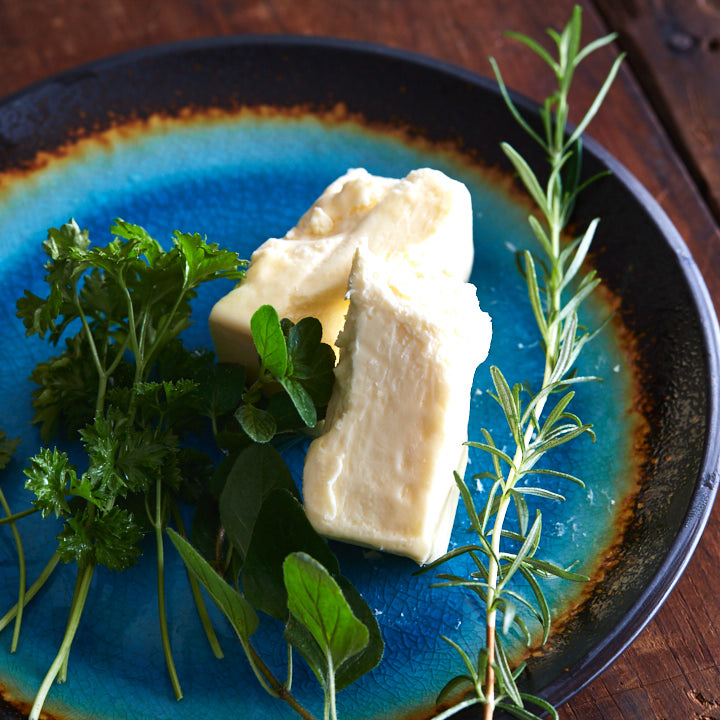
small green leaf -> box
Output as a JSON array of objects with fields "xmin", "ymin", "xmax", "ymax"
[
  {"xmin": 167, "ymin": 528, "xmax": 258, "ymax": 641},
  {"xmin": 283, "ymin": 552, "xmax": 369, "ymax": 676},
  {"xmin": 436, "ymin": 675, "xmax": 475, "ymax": 705},
  {"xmin": 279, "ymin": 376, "xmax": 317, "ymax": 427},
  {"xmin": 501, "ymin": 143, "xmax": 549, "ymax": 218},
  {"xmin": 235, "ymin": 403, "xmax": 276, "ymax": 443},
  {"xmin": 250, "ymin": 305, "xmax": 288, "ymax": 377},
  {"xmin": 219, "ymin": 444, "xmax": 299, "ymax": 561},
  {"xmin": 0, "ymin": 431, "xmax": 20, "ymax": 472},
  {"xmin": 333, "ymin": 576, "xmax": 383, "ymax": 690},
  {"xmin": 243, "ymin": 489, "xmax": 339, "ymax": 620}
]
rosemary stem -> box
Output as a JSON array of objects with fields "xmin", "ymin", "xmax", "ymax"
[{"xmin": 483, "ymin": 259, "xmax": 562, "ymax": 715}]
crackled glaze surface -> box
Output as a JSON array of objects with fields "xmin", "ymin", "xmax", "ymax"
[{"xmin": 0, "ymin": 111, "xmax": 637, "ymax": 720}]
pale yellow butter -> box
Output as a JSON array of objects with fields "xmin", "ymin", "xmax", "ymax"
[
  {"xmin": 209, "ymin": 167, "xmax": 474, "ymax": 366},
  {"xmin": 302, "ymin": 245, "xmax": 492, "ymax": 565}
]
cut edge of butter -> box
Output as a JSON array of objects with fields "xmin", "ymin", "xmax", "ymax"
[
  {"xmin": 208, "ymin": 167, "xmax": 474, "ymax": 368},
  {"xmin": 302, "ymin": 244, "xmax": 492, "ymax": 565}
]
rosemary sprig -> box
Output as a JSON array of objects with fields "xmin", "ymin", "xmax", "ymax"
[{"xmin": 424, "ymin": 7, "xmax": 624, "ymax": 720}]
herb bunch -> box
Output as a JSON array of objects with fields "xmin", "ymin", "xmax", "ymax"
[
  {"xmin": 9, "ymin": 219, "xmax": 249, "ymax": 718},
  {"xmin": 168, "ymin": 305, "xmax": 383, "ymax": 720},
  {"xmin": 1, "ymin": 219, "xmax": 379, "ymax": 720},
  {"xmin": 423, "ymin": 8, "xmax": 623, "ymax": 720}
]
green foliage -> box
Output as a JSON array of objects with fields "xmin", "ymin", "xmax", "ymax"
[
  {"xmin": 0, "ymin": 431, "xmax": 20, "ymax": 472},
  {"xmin": 284, "ymin": 553, "xmax": 369, "ymax": 691},
  {"xmin": 13, "ymin": 219, "xmax": 248, "ymax": 719},
  {"xmin": 238, "ymin": 306, "xmax": 335, "ymax": 441},
  {"xmin": 428, "ymin": 7, "xmax": 620, "ymax": 718},
  {"xmin": 243, "ymin": 489, "xmax": 339, "ymax": 620},
  {"xmin": 167, "ymin": 529, "xmax": 259, "ymax": 643},
  {"xmin": 219, "ymin": 444, "xmax": 299, "ymax": 563}
]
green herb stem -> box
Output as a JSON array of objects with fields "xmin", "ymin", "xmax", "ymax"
[
  {"xmin": 28, "ymin": 563, "xmax": 94, "ymax": 720},
  {"xmin": 170, "ymin": 501, "xmax": 224, "ymax": 659},
  {"xmin": 0, "ymin": 552, "xmax": 61, "ymax": 633},
  {"xmin": 325, "ymin": 652, "xmax": 337, "ymax": 720},
  {"xmin": 244, "ymin": 642, "xmax": 319, "ymax": 720},
  {"xmin": 154, "ymin": 477, "xmax": 183, "ymax": 700},
  {"xmin": 0, "ymin": 505, "xmax": 39, "ymax": 526},
  {"xmin": 0, "ymin": 488, "xmax": 26, "ymax": 652},
  {"xmin": 59, "ymin": 567, "xmax": 85, "ymax": 684}
]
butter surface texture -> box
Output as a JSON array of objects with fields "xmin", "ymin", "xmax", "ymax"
[
  {"xmin": 303, "ymin": 246, "xmax": 492, "ymax": 565},
  {"xmin": 209, "ymin": 167, "xmax": 473, "ymax": 365}
]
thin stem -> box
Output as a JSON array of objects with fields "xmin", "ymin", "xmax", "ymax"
[
  {"xmin": 29, "ymin": 563, "xmax": 94, "ymax": 720},
  {"xmin": 59, "ymin": 569, "xmax": 85, "ymax": 683},
  {"xmin": 244, "ymin": 642, "xmax": 318, "ymax": 720},
  {"xmin": 154, "ymin": 477, "xmax": 183, "ymax": 700},
  {"xmin": 327, "ymin": 653, "xmax": 337, "ymax": 720},
  {"xmin": 170, "ymin": 502, "xmax": 224, "ymax": 659},
  {"xmin": 286, "ymin": 641, "xmax": 294, "ymax": 691},
  {"xmin": 0, "ymin": 506, "xmax": 39, "ymax": 525},
  {"xmin": 0, "ymin": 552, "xmax": 61, "ymax": 632},
  {"xmin": 0, "ymin": 488, "xmax": 26, "ymax": 652},
  {"xmin": 483, "ymin": 100, "xmax": 570, "ymax": 719},
  {"xmin": 73, "ymin": 291, "xmax": 108, "ymax": 416}
]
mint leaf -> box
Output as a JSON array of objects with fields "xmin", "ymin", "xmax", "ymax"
[
  {"xmin": 281, "ymin": 316, "xmax": 335, "ymax": 410},
  {"xmin": 286, "ymin": 317, "xmax": 323, "ymax": 375},
  {"xmin": 235, "ymin": 403, "xmax": 276, "ymax": 443},
  {"xmin": 168, "ymin": 528, "xmax": 258, "ymax": 642},
  {"xmin": 332, "ymin": 576, "xmax": 384, "ymax": 690},
  {"xmin": 283, "ymin": 552, "xmax": 369, "ymax": 681},
  {"xmin": 285, "ymin": 575, "xmax": 383, "ymax": 691},
  {"xmin": 243, "ymin": 489, "xmax": 339, "ymax": 620},
  {"xmin": 219, "ymin": 444, "xmax": 299, "ymax": 561},
  {"xmin": 250, "ymin": 305, "xmax": 288, "ymax": 377},
  {"xmin": 279, "ymin": 376, "xmax": 317, "ymax": 427}
]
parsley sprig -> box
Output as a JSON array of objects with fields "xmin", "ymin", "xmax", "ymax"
[
  {"xmin": 14, "ymin": 219, "xmax": 246, "ymax": 718},
  {"xmin": 423, "ymin": 8, "xmax": 623, "ymax": 720},
  {"xmin": 3, "ymin": 217, "xmax": 371, "ymax": 719}
]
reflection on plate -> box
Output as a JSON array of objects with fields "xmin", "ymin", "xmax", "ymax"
[{"xmin": 0, "ymin": 38, "xmax": 718, "ymax": 720}]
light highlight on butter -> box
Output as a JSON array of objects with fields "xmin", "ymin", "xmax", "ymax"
[{"xmin": 209, "ymin": 167, "xmax": 473, "ymax": 366}]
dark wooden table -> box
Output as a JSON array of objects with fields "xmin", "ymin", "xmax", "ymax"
[{"xmin": 1, "ymin": 1, "xmax": 719, "ymax": 718}]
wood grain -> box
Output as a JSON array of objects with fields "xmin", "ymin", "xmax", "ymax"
[
  {"xmin": 1, "ymin": 1, "xmax": 719, "ymax": 719},
  {"xmin": 593, "ymin": 0, "xmax": 720, "ymax": 222}
]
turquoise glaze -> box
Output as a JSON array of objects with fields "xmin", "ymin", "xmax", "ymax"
[{"xmin": 0, "ymin": 114, "xmax": 636, "ymax": 719}]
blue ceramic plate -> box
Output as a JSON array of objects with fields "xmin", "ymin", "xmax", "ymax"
[{"xmin": 0, "ymin": 38, "xmax": 718, "ymax": 720}]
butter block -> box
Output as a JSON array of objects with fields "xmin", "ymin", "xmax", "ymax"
[
  {"xmin": 209, "ymin": 167, "xmax": 474, "ymax": 365},
  {"xmin": 302, "ymin": 245, "xmax": 492, "ymax": 565}
]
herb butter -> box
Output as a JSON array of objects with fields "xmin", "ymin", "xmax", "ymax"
[
  {"xmin": 302, "ymin": 245, "xmax": 492, "ymax": 565},
  {"xmin": 209, "ymin": 167, "xmax": 473, "ymax": 366}
]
